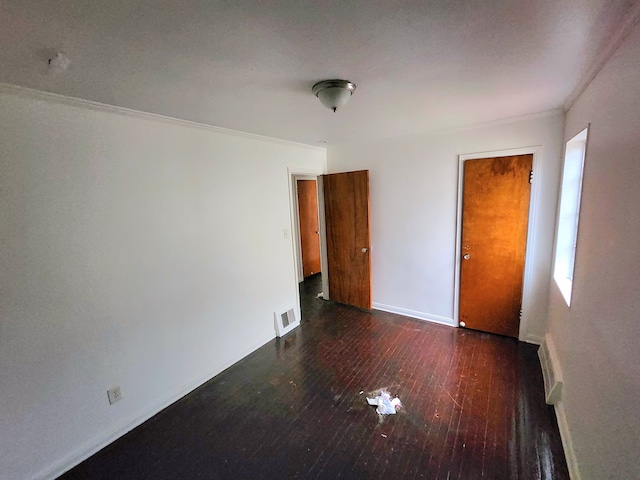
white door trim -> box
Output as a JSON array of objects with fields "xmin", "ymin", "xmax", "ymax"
[{"xmin": 454, "ymin": 146, "xmax": 542, "ymax": 341}]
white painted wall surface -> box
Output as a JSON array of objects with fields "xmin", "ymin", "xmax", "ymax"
[
  {"xmin": 327, "ymin": 113, "xmax": 564, "ymax": 341},
  {"xmin": 546, "ymin": 21, "xmax": 640, "ymax": 480},
  {"xmin": 0, "ymin": 88, "xmax": 326, "ymax": 480}
]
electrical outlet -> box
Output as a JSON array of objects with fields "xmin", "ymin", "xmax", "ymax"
[{"xmin": 107, "ymin": 386, "xmax": 122, "ymax": 405}]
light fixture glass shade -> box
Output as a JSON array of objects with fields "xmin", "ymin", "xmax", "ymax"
[
  {"xmin": 313, "ymin": 80, "xmax": 356, "ymax": 112},
  {"xmin": 317, "ymin": 87, "xmax": 352, "ymax": 111}
]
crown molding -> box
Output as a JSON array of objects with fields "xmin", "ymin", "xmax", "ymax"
[
  {"xmin": 564, "ymin": 1, "xmax": 640, "ymax": 111},
  {"xmin": 0, "ymin": 83, "xmax": 325, "ymax": 152},
  {"xmin": 335, "ymin": 108, "xmax": 564, "ymax": 148}
]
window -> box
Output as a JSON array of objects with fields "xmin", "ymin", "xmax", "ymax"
[{"xmin": 553, "ymin": 126, "xmax": 589, "ymax": 306}]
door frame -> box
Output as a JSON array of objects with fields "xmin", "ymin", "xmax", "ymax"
[
  {"xmin": 288, "ymin": 167, "xmax": 325, "ymax": 319},
  {"xmin": 454, "ymin": 146, "xmax": 542, "ymax": 342}
]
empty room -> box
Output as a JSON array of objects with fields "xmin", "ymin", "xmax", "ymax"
[{"xmin": 1, "ymin": 2, "xmax": 639, "ymax": 479}]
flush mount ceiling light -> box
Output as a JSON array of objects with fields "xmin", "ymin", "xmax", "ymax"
[{"xmin": 312, "ymin": 79, "xmax": 356, "ymax": 112}]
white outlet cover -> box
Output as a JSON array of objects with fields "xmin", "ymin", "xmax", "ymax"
[{"xmin": 107, "ymin": 386, "xmax": 122, "ymax": 405}]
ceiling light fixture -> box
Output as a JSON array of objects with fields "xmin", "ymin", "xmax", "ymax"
[{"xmin": 312, "ymin": 79, "xmax": 356, "ymax": 112}]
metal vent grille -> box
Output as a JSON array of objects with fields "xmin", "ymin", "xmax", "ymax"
[
  {"xmin": 281, "ymin": 309, "xmax": 293, "ymax": 328},
  {"xmin": 275, "ymin": 304, "xmax": 299, "ymax": 337}
]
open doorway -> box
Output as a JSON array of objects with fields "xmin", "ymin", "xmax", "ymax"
[
  {"xmin": 288, "ymin": 168, "xmax": 372, "ymax": 315},
  {"xmin": 288, "ymin": 167, "xmax": 324, "ymax": 324},
  {"xmin": 296, "ymin": 179, "xmax": 322, "ymax": 279},
  {"xmin": 289, "ymin": 171, "xmax": 324, "ymax": 287}
]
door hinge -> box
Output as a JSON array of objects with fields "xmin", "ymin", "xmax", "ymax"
[{"xmin": 529, "ymin": 170, "xmax": 533, "ymax": 184}]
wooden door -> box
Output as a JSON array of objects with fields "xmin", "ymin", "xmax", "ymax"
[
  {"xmin": 459, "ymin": 155, "xmax": 532, "ymax": 338},
  {"xmin": 322, "ymin": 170, "xmax": 371, "ymax": 310},
  {"xmin": 297, "ymin": 180, "xmax": 321, "ymax": 277}
]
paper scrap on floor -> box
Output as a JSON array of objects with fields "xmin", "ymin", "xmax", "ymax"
[{"xmin": 366, "ymin": 390, "xmax": 402, "ymax": 415}]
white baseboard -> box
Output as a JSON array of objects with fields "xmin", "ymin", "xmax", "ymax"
[
  {"xmin": 37, "ymin": 333, "xmax": 276, "ymax": 480},
  {"xmin": 554, "ymin": 401, "xmax": 581, "ymax": 480},
  {"xmin": 525, "ymin": 333, "xmax": 543, "ymax": 345},
  {"xmin": 372, "ymin": 303, "xmax": 455, "ymax": 327}
]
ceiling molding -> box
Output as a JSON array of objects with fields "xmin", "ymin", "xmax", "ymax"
[
  {"xmin": 0, "ymin": 82, "xmax": 326, "ymax": 152},
  {"xmin": 432, "ymin": 109, "xmax": 566, "ymax": 137},
  {"xmin": 564, "ymin": 1, "xmax": 640, "ymax": 111},
  {"xmin": 333, "ymin": 109, "xmax": 565, "ymax": 148}
]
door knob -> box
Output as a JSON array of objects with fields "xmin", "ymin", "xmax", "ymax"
[
  {"xmin": 463, "ymin": 253, "xmax": 470, "ymax": 260},
  {"xmin": 362, "ymin": 248, "xmax": 368, "ymax": 253}
]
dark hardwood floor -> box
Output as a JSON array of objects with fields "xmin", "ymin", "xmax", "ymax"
[{"xmin": 59, "ymin": 274, "xmax": 569, "ymax": 479}]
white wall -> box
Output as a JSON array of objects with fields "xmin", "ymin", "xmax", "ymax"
[
  {"xmin": 0, "ymin": 87, "xmax": 326, "ymax": 480},
  {"xmin": 546, "ymin": 21, "xmax": 640, "ymax": 480},
  {"xmin": 327, "ymin": 112, "xmax": 564, "ymax": 341}
]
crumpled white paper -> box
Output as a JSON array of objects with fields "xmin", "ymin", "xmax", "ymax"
[{"xmin": 366, "ymin": 390, "xmax": 402, "ymax": 415}]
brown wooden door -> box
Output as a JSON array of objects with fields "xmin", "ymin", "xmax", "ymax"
[
  {"xmin": 297, "ymin": 180, "xmax": 321, "ymax": 277},
  {"xmin": 322, "ymin": 170, "xmax": 371, "ymax": 310},
  {"xmin": 459, "ymin": 155, "xmax": 532, "ymax": 338}
]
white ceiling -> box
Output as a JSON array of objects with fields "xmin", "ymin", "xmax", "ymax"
[{"xmin": 0, "ymin": 1, "xmax": 636, "ymax": 146}]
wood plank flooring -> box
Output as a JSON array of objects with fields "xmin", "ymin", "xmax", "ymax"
[{"xmin": 59, "ymin": 274, "xmax": 569, "ymax": 479}]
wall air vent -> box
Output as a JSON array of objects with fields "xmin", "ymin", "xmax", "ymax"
[
  {"xmin": 274, "ymin": 303, "xmax": 299, "ymax": 337},
  {"xmin": 538, "ymin": 334, "xmax": 564, "ymax": 405}
]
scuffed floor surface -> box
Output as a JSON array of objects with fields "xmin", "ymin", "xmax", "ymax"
[{"xmin": 60, "ymin": 274, "xmax": 569, "ymax": 479}]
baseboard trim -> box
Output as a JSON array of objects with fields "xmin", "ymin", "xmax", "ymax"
[
  {"xmin": 554, "ymin": 401, "xmax": 581, "ymax": 480},
  {"xmin": 525, "ymin": 333, "xmax": 543, "ymax": 345},
  {"xmin": 37, "ymin": 333, "xmax": 276, "ymax": 480},
  {"xmin": 372, "ymin": 303, "xmax": 455, "ymax": 327}
]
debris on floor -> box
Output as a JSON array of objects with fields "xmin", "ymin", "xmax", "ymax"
[{"xmin": 366, "ymin": 389, "xmax": 402, "ymax": 416}]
